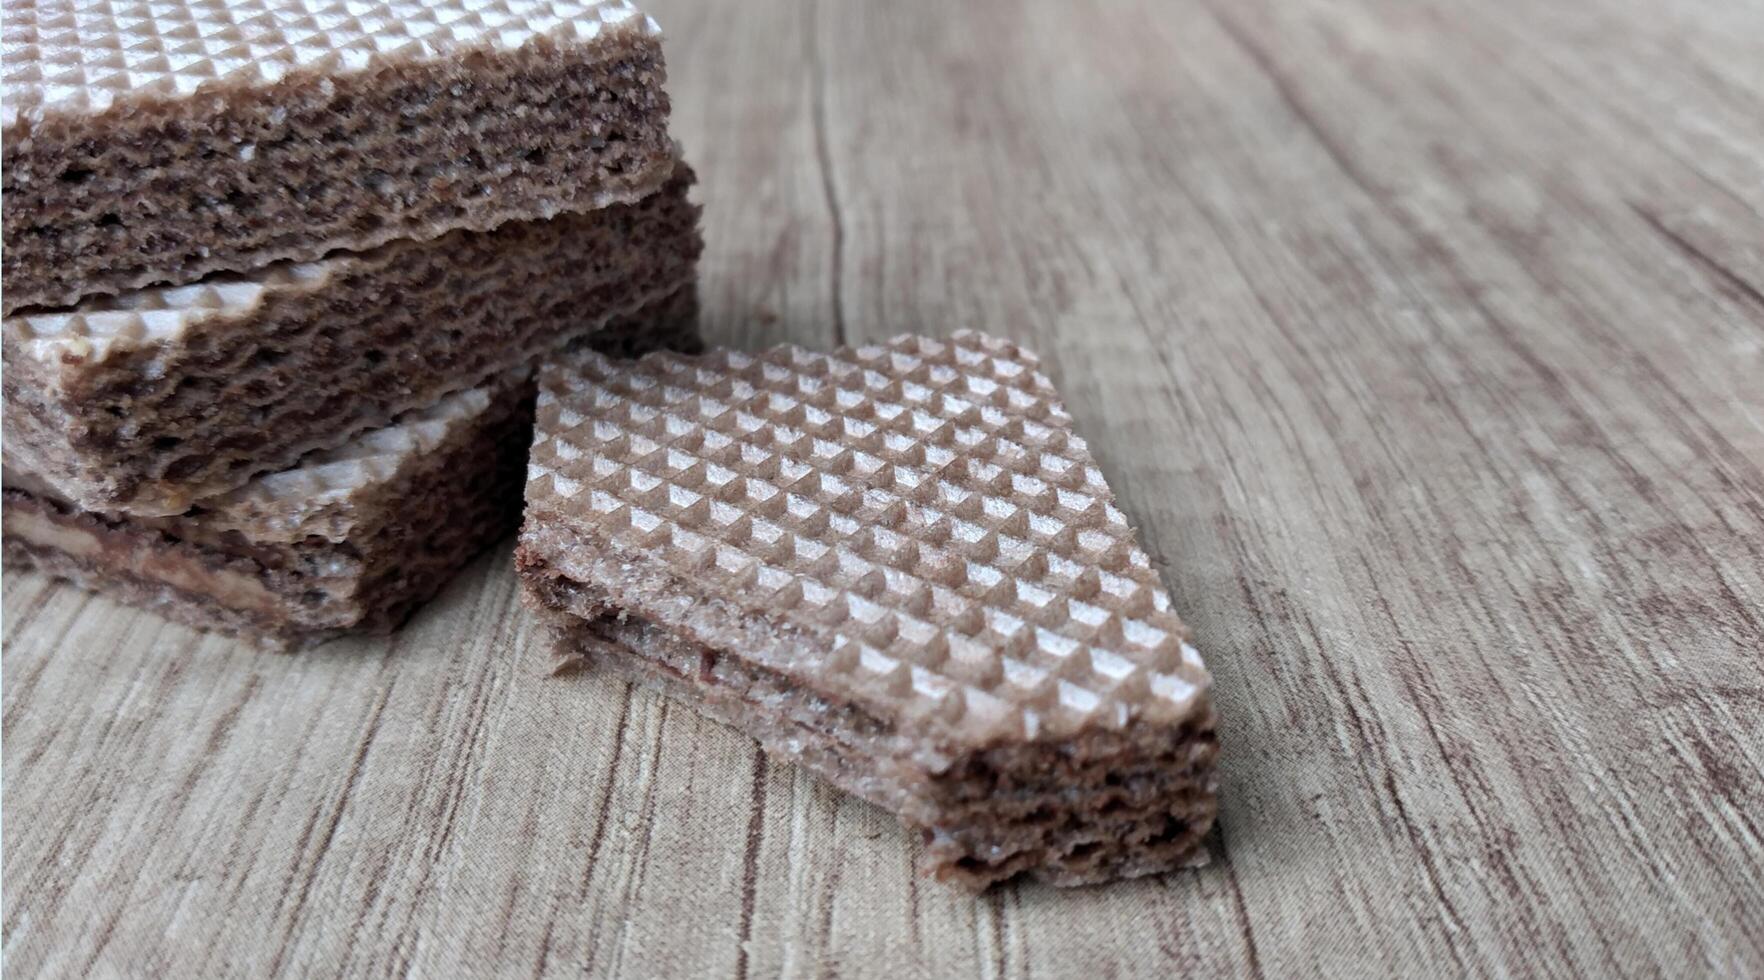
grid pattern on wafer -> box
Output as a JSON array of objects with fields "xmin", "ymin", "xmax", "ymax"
[
  {"xmin": 5, "ymin": 265, "xmax": 322, "ymax": 364},
  {"xmin": 3, "ymin": 0, "xmax": 659, "ymax": 129},
  {"xmin": 526, "ymin": 331, "xmax": 1212, "ymax": 746},
  {"xmin": 197, "ymin": 380, "xmax": 504, "ymax": 542},
  {"xmin": 187, "ymin": 282, "xmax": 699, "ymax": 541}
]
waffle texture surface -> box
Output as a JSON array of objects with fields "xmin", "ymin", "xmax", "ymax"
[
  {"xmin": 519, "ymin": 331, "xmax": 1218, "ymax": 888},
  {"xmin": 525, "ymin": 331, "xmax": 1213, "ymax": 746},
  {"xmin": 3, "ymin": 0, "xmax": 674, "ymax": 311},
  {"xmin": 197, "ymin": 286, "xmax": 703, "ymax": 544},
  {"xmin": 196, "ymin": 380, "xmax": 510, "ymax": 543},
  {"xmin": 3, "ymin": 0, "xmax": 658, "ymax": 125},
  {"xmin": 4, "ymin": 164, "xmax": 702, "ymax": 516}
]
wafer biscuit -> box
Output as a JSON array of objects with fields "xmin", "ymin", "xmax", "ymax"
[
  {"xmin": 3, "ymin": 0, "xmax": 674, "ymax": 312},
  {"xmin": 4, "ymin": 163, "xmax": 701, "ymax": 517},
  {"xmin": 4, "ymin": 286, "xmax": 699, "ymax": 648},
  {"xmin": 517, "ymin": 331, "xmax": 1218, "ymax": 889}
]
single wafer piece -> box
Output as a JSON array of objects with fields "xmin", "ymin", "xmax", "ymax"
[
  {"xmin": 3, "ymin": 0, "xmax": 675, "ymax": 312},
  {"xmin": 4, "ymin": 163, "xmax": 702, "ymax": 517},
  {"xmin": 4, "ymin": 286, "xmax": 700, "ymax": 648},
  {"xmin": 517, "ymin": 331, "xmax": 1218, "ymax": 889}
]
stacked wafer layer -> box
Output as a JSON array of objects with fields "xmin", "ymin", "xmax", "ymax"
[
  {"xmin": 517, "ymin": 332, "xmax": 1218, "ymax": 888},
  {"xmin": 3, "ymin": 0, "xmax": 702, "ymax": 645},
  {"xmin": 5, "ymin": 291, "xmax": 700, "ymax": 647},
  {"xmin": 6, "ymin": 164, "xmax": 702, "ymax": 516},
  {"xmin": 3, "ymin": 0, "xmax": 677, "ymax": 312}
]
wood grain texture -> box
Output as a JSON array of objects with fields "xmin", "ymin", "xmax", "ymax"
[{"xmin": 5, "ymin": 0, "xmax": 1762, "ymax": 975}]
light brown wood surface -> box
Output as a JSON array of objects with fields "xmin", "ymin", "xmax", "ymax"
[{"xmin": 6, "ymin": 0, "xmax": 1762, "ymax": 976}]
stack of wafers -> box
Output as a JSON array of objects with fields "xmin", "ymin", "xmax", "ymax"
[
  {"xmin": 3, "ymin": 0, "xmax": 702, "ymax": 646},
  {"xmin": 4, "ymin": 0, "xmax": 1221, "ymax": 891}
]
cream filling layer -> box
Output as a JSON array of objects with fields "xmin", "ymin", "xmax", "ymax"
[{"xmin": 4, "ymin": 506, "xmax": 283, "ymax": 615}]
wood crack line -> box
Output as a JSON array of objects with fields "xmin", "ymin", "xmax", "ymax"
[
  {"xmin": 1198, "ymin": 0, "xmax": 1382, "ymax": 203},
  {"xmin": 266, "ymin": 684, "xmax": 393, "ymax": 977},
  {"xmin": 1213, "ymin": 821, "xmax": 1267, "ymax": 980},
  {"xmin": 733, "ymin": 752, "xmax": 771, "ymax": 980},
  {"xmin": 1628, "ymin": 203, "xmax": 1764, "ymax": 314},
  {"xmin": 805, "ymin": 0, "xmax": 847, "ymax": 346}
]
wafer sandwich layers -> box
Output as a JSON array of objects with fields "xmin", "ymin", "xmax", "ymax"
[
  {"xmin": 4, "ymin": 286, "xmax": 701, "ymax": 648},
  {"xmin": 4, "ymin": 162, "xmax": 703, "ymax": 517},
  {"xmin": 517, "ymin": 331, "xmax": 1218, "ymax": 889},
  {"xmin": 3, "ymin": 0, "xmax": 677, "ymax": 313}
]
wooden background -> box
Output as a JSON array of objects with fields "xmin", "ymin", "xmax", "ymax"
[{"xmin": 5, "ymin": 0, "xmax": 1762, "ymax": 975}]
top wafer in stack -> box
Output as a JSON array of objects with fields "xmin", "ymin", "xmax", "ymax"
[
  {"xmin": 3, "ymin": 0, "xmax": 677, "ymax": 312},
  {"xmin": 3, "ymin": 0, "xmax": 704, "ymax": 645}
]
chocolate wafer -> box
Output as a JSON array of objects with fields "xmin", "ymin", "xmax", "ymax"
[
  {"xmin": 4, "ymin": 163, "xmax": 702, "ymax": 517},
  {"xmin": 5, "ymin": 286, "xmax": 700, "ymax": 648},
  {"xmin": 3, "ymin": 0, "xmax": 675, "ymax": 313},
  {"xmin": 517, "ymin": 331, "xmax": 1218, "ymax": 889}
]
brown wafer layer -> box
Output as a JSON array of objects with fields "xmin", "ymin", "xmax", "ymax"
[
  {"xmin": 3, "ymin": 0, "xmax": 674, "ymax": 312},
  {"xmin": 517, "ymin": 331, "xmax": 1219, "ymax": 888},
  {"xmin": 4, "ymin": 163, "xmax": 702, "ymax": 517},
  {"xmin": 4, "ymin": 287, "xmax": 700, "ymax": 648}
]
